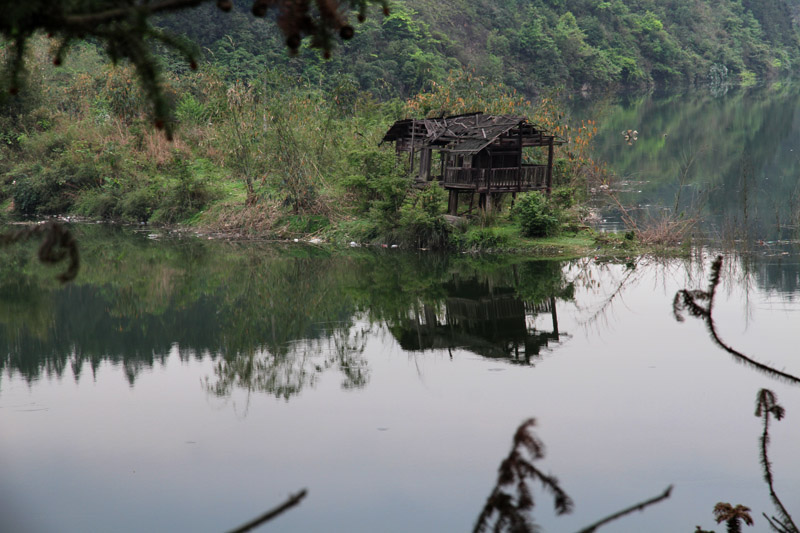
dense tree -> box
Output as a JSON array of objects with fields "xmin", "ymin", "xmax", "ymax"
[{"xmin": 1, "ymin": 0, "xmax": 390, "ymax": 136}]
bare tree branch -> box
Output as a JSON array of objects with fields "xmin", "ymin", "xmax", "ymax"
[
  {"xmin": 226, "ymin": 489, "xmax": 308, "ymax": 533},
  {"xmin": 574, "ymin": 485, "xmax": 673, "ymax": 533}
]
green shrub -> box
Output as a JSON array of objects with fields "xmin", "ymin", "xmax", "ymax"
[
  {"xmin": 10, "ymin": 173, "xmax": 43, "ymax": 216},
  {"xmin": 336, "ymin": 219, "xmax": 379, "ymax": 243},
  {"xmin": 280, "ymin": 214, "xmax": 331, "ymax": 234},
  {"xmin": 74, "ymin": 189, "xmax": 116, "ymax": 219},
  {"xmin": 461, "ymin": 226, "xmax": 511, "ymax": 250},
  {"xmin": 551, "ymin": 186, "xmax": 578, "ymax": 209},
  {"xmin": 513, "ymin": 191, "xmax": 560, "ymax": 238},
  {"xmin": 344, "ymin": 147, "xmax": 408, "ymax": 230},
  {"xmin": 397, "ymin": 182, "xmax": 450, "ymax": 248},
  {"xmin": 119, "ymin": 187, "xmax": 157, "ymax": 222},
  {"xmin": 9, "ymin": 164, "xmax": 80, "ymax": 216},
  {"xmin": 150, "ymin": 157, "xmax": 222, "ymax": 223},
  {"xmin": 175, "ymin": 94, "xmax": 208, "ymax": 125}
]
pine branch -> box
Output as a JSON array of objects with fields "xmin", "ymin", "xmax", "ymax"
[
  {"xmin": 755, "ymin": 390, "xmax": 799, "ymax": 533},
  {"xmin": 474, "ymin": 418, "xmax": 573, "ymax": 533}
]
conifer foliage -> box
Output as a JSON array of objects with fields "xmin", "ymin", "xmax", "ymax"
[{"xmin": 474, "ymin": 418, "xmax": 573, "ymax": 532}]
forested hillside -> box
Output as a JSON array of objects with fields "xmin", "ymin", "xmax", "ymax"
[
  {"xmin": 157, "ymin": 0, "xmax": 800, "ymax": 97},
  {"xmin": 3, "ymin": 0, "xmax": 800, "ymax": 248}
]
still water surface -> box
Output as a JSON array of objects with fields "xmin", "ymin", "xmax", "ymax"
[
  {"xmin": 2, "ymin": 225, "xmax": 800, "ymax": 532},
  {"xmin": 582, "ymin": 83, "xmax": 800, "ymax": 243}
]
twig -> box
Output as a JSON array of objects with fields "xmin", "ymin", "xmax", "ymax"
[
  {"xmin": 605, "ymin": 188, "xmax": 638, "ymax": 232},
  {"xmin": 764, "ymin": 513, "xmax": 795, "ymax": 533},
  {"xmin": 226, "ymin": 489, "xmax": 308, "ymax": 533},
  {"xmin": 574, "ymin": 485, "xmax": 673, "ymax": 533}
]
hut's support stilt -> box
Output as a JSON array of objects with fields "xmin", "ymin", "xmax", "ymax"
[
  {"xmin": 448, "ymin": 190, "xmax": 459, "ymax": 216},
  {"xmin": 546, "ymin": 137, "xmax": 554, "ymax": 194},
  {"xmin": 482, "ymin": 193, "xmax": 493, "ymax": 215}
]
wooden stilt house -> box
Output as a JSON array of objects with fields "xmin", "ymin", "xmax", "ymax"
[{"xmin": 381, "ymin": 113, "xmax": 565, "ymax": 215}]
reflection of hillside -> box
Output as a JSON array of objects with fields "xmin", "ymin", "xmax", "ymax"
[
  {"xmin": 738, "ymin": 253, "xmax": 800, "ymax": 298},
  {"xmin": 0, "ymin": 228, "xmax": 575, "ymax": 396},
  {"xmin": 589, "ymin": 85, "xmax": 800, "ymax": 242},
  {"xmin": 0, "ymin": 228, "xmax": 361, "ymax": 394},
  {"xmin": 389, "ymin": 272, "xmax": 571, "ymax": 363}
]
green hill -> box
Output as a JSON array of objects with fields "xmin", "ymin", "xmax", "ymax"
[{"xmin": 156, "ymin": 0, "xmax": 800, "ymax": 96}]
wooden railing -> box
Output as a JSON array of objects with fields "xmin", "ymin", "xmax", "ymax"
[{"xmin": 442, "ymin": 165, "xmax": 547, "ymax": 191}]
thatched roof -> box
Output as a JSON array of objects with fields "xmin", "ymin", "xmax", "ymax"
[{"xmin": 382, "ymin": 112, "xmax": 564, "ymax": 155}]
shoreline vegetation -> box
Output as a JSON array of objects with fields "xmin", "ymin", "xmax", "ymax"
[
  {"xmin": 0, "ymin": 37, "xmax": 698, "ymax": 259},
  {"xmin": 4, "ymin": 0, "xmax": 798, "ymax": 259}
]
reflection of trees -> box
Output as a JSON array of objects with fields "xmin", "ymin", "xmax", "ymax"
[
  {"xmin": 591, "ymin": 85, "xmax": 800, "ymax": 242},
  {"xmin": 0, "ymin": 228, "xmax": 578, "ymax": 398},
  {"xmin": 207, "ymin": 326, "xmax": 370, "ymax": 400},
  {"xmin": 0, "ymin": 227, "xmax": 363, "ymax": 392}
]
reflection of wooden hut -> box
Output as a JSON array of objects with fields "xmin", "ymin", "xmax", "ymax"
[
  {"xmin": 391, "ymin": 279, "xmax": 565, "ymax": 363},
  {"xmin": 381, "ymin": 113, "xmax": 565, "ymax": 215}
]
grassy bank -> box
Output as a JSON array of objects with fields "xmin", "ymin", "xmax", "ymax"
[{"xmin": 0, "ymin": 38, "xmax": 625, "ymax": 257}]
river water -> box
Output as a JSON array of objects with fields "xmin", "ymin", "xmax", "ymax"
[
  {"xmin": 3, "ymin": 86, "xmax": 800, "ymax": 532},
  {"xmin": 583, "ymin": 82, "xmax": 800, "ymax": 244}
]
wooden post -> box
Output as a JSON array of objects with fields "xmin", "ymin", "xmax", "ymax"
[
  {"xmin": 420, "ymin": 148, "xmax": 432, "ymax": 181},
  {"xmin": 546, "ymin": 137, "xmax": 554, "ymax": 195},
  {"xmin": 517, "ymin": 125, "xmax": 523, "ymax": 191},
  {"xmin": 410, "ymin": 119, "xmax": 416, "ymax": 178},
  {"xmin": 549, "ymin": 296, "xmax": 559, "ymax": 336},
  {"xmin": 485, "ymin": 161, "xmax": 491, "ymax": 193},
  {"xmin": 448, "ymin": 190, "xmax": 459, "ymax": 216}
]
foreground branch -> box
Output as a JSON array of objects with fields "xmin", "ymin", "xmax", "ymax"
[
  {"xmin": 574, "ymin": 485, "xmax": 673, "ymax": 533},
  {"xmin": 756, "ymin": 390, "xmax": 798, "ymax": 533},
  {"xmin": 673, "ymin": 256, "xmax": 800, "ymax": 385},
  {"xmin": 474, "ymin": 419, "xmax": 573, "ymax": 533},
  {"xmin": 227, "ymin": 489, "xmax": 308, "ymax": 533},
  {"xmin": 0, "ymin": 222, "xmax": 79, "ymax": 282}
]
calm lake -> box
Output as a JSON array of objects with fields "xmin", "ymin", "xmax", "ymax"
[
  {"xmin": 585, "ymin": 82, "xmax": 800, "ymax": 243},
  {"xmin": 4, "ymin": 87, "xmax": 800, "ymax": 532}
]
